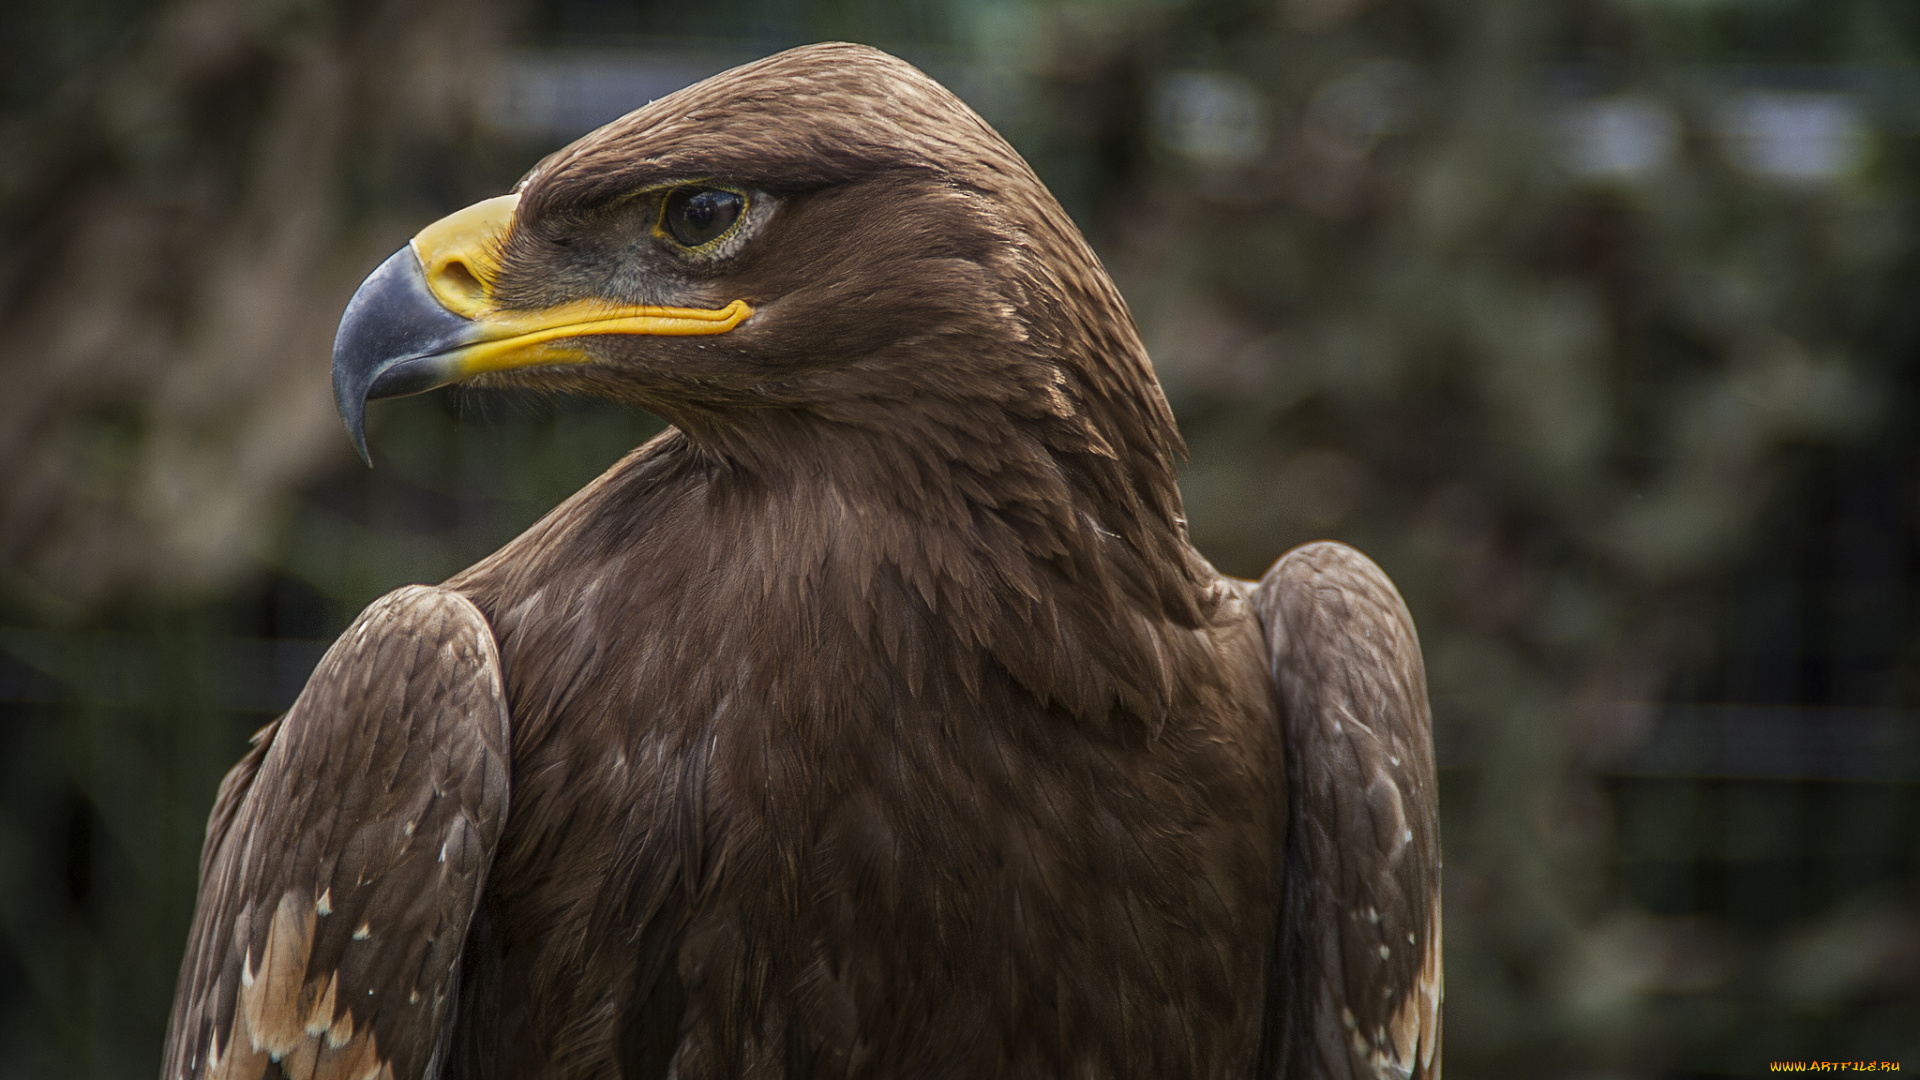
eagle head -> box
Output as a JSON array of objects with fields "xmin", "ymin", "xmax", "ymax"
[{"xmin": 332, "ymin": 42, "xmax": 1168, "ymax": 474}]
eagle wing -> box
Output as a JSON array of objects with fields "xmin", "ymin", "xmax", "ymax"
[
  {"xmin": 1251, "ymin": 542, "xmax": 1443, "ymax": 1080},
  {"xmin": 162, "ymin": 585, "xmax": 512, "ymax": 1080}
]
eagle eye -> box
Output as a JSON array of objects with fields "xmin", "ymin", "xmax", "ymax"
[{"xmin": 662, "ymin": 187, "xmax": 745, "ymax": 249}]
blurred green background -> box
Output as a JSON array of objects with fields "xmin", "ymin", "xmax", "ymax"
[{"xmin": 3, "ymin": 0, "xmax": 1918, "ymax": 1076}]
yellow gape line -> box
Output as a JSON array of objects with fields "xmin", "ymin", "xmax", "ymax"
[
  {"xmin": 447, "ymin": 299, "xmax": 754, "ymax": 376},
  {"xmin": 409, "ymin": 192, "xmax": 752, "ymax": 377}
]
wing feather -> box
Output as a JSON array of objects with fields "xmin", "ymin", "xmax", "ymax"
[
  {"xmin": 163, "ymin": 585, "xmax": 512, "ymax": 1080},
  {"xmin": 1251, "ymin": 542, "xmax": 1442, "ymax": 1080}
]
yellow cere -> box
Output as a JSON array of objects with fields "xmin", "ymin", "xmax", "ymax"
[{"xmin": 412, "ymin": 193, "xmax": 520, "ymax": 319}]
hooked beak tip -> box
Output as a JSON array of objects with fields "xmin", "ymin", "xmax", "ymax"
[{"xmin": 331, "ymin": 245, "xmax": 476, "ymax": 462}]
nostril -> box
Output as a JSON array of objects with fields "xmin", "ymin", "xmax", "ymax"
[{"xmin": 435, "ymin": 259, "xmax": 485, "ymax": 301}]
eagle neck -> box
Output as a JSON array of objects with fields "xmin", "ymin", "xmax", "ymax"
[{"xmin": 671, "ymin": 398, "xmax": 1217, "ymax": 729}]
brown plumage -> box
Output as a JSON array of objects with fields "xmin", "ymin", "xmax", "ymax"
[{"xmin": 163, "ymin": 43, "xmax": 1441, "ymax": 1079}]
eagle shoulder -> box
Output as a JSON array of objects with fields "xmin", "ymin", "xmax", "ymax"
[
  {"xmin": 1250, "ymin": 541, "xmax": 1443, "ymax": 1080},
  {"xmin": 162, "ymin": 585, "xmax": 512, "ymax": 1080}
]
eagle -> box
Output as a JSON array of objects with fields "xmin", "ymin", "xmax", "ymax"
[{"xmin": 163, "ymin": 43, "xmax": 1441, "ymax": 1080}]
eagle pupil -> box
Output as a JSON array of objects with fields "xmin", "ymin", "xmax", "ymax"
[{"xmin": 665, "ymin": 188, "xmax": 743, "ymax": 247}]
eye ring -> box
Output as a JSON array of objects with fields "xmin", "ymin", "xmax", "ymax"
[{"xmin": 659, "ymin": 187, "xmax": 747, "ymax": 250}]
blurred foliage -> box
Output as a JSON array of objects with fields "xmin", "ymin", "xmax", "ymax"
[
  {"xmin": 2, "ymin": 0, "xmax": 1919, "ymax": 1076},
  {"xmin": 0, "ymin": 0, "xmax": 511, "ymax": 613},
  {"xmin": 1033, "ymin": 0, "xmax": 1920, "ymax": 1071}
]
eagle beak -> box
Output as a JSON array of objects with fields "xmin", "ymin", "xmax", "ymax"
[{"xmin": 331, "ymin": 192, "xmax": 753, "ymax": 463}]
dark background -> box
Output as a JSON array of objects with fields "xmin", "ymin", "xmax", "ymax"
[{"xmin": 3, "ymin": 0, "xmax": 1918, "ymax": 1075}]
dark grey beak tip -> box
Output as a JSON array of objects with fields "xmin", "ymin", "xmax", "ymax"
[
  {"xmin": 333, "ymin": 359, "xmax": 374, "ymax": 466},
  {"xmin": 331, "ymin": 245, "xmax": 478, "ymax": 464}
]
